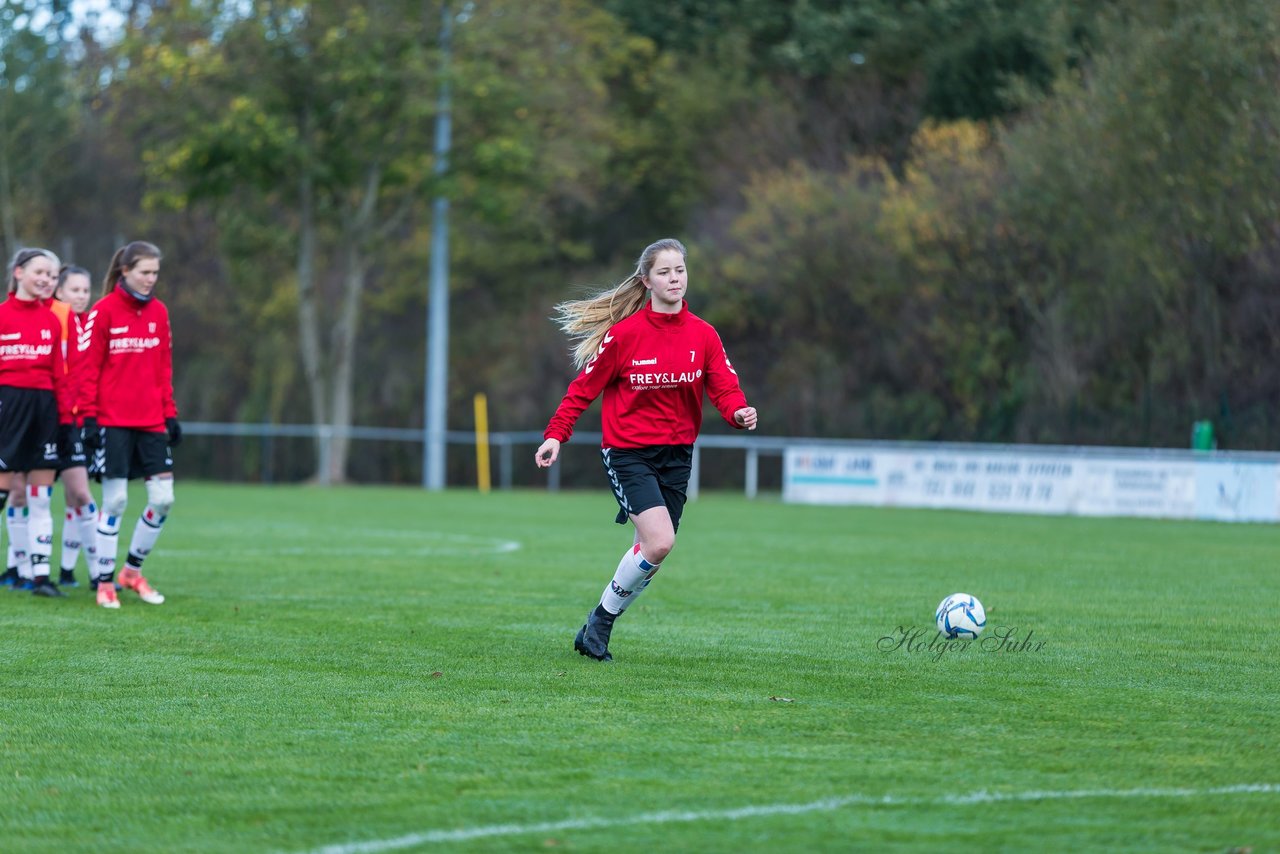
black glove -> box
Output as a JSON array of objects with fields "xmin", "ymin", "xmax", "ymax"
[
  {"xmin": 56, "ymin": 423, "xmax": 76, "ymax": 459},
  {"xmin": 81, "ymin": 416, "xmax": 102, "ymax": 452},
  {"xmin": 166, "ymin": 417, "xmax": 183, "ymax": 447}
]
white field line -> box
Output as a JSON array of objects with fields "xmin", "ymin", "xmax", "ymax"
[
  {"xmin": 163, "ymin": 542, "xmax": 521, "ymax": 558},
  {"xmin": 306, "ymin": 783, "xmax": 1280, "ymax": 853}
]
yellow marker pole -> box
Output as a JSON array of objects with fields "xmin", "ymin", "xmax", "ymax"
[{"xmin": 474, "ymin": 392, "xmax": 491, "ymax": 493}]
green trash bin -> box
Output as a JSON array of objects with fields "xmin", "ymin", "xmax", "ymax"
[{"xmin": 1191, "ymin": 420, "xmax": 1215, "ymax": 451}]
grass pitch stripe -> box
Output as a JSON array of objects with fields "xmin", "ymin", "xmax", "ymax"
[{"xmin": 308, "ymin": 783, "xmax": 1280, "ymax": 852}]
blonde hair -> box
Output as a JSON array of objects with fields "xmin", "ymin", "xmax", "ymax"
[{"xmin": 554, "ymin": 238, "xmax": 687, "ymax": 370}]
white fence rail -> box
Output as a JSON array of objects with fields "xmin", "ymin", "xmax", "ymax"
[{"xmin": 182, "ymin": 423, "xmax": 1280, "ymax": 521}]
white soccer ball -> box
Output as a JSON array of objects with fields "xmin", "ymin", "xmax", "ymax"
[{"xmin": 935, "ymin": 593, "xmax": 986, "ymax": 639}]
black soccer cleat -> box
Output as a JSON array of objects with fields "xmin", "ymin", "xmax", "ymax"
[
  {"xmin": 32, "ymin": 578, "xmax": 66, "ymax": 598},
  {"xmin": 0, "ymin": 567, "xmax": 16, "ymax": 588},
  {"xmin": 574, "ymin": 605, "xmax": 617, "ymax": 662},
  {"xmin": 58, "ymin": 569, "xmax": 79, "ymax": 588}
]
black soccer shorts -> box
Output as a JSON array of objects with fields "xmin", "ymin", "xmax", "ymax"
[
  {"xmin": 0, "ymin": 386, "xmax": 59, "ymax": 472},
  {"xmin": 101, "ymin": 427, "xmax": 174, "ymax": 480},
  {"xmin": 600, "ymin": 444, "xmax": 693, "ymax": 532}
]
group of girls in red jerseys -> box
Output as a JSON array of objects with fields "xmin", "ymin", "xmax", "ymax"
[{"xmin": 1, "ymin": 241, "xmax": 180, "ymax": 609}]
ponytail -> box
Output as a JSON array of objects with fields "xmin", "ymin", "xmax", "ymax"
[
  {"xmin": 553, "ymin": 238, "xmax": 687, "ymax": 370},
  {"xmin": 102, "ymin": 240, "xmax": 161, "ymax": 298}
]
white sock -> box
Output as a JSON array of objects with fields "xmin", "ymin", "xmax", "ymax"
[
  {"xmin": 80, "ymin": 504, "xmax": 98, "ymax": 580},
  {"xmin": 8, "ymin": 506, "xmax": 31, "ymax": 581},
  {"xmin": 28, "ymin": 486, "xmax": 53, "ymax": 581},
  {"xmin": 96, "ymin": 479, "xmax": 128, "ymax": 583},
  {"xmin": 61, "ymin": 509, "xmax": 81, "ymax": 572},
  {"xmin": 126, "ymin": 505, "xmax": 167, "ymax": 571},
  {"xmin": 95, "ymin": 511, "xmax": 123, "ymax": 583},
  {"xmin": 599, "ymin": 543, "xmax": 661, "ymax": 615}
]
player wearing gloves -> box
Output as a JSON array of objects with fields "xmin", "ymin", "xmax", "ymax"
[
  {"xmin": 535, "ymin": 238, "xmax": 758, "ymax": 661},
  {"xmin": 0, "ymin": 248, "xmax": 77, "ymax": 597},
  {"xmin": 78, "ymin": 241, "xmax": 180, "ymax": 609}
]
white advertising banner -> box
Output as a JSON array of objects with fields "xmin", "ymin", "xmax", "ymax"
[
  {"xmin": 784, "ymin": 445, "xmax": 1278, "ymax": 523},
  {"xmin": 1194, "ymin": 461, "xmax": 1279, "ymax": 523}
]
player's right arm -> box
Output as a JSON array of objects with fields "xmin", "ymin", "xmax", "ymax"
[
  {"xmin": 536, "ymin": 327, "xmax": 622, "ymax": 466},
  {"xmin": 76, "ymin": 301, "xmax": 109, "ymax": 420}
]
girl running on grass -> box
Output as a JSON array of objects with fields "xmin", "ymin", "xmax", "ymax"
[{"xmin": 535, "ymin": 238, "xmax": 758, "ymax": 661}]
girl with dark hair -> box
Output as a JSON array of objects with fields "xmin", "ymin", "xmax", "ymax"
[
  {"xmin": 0, "ymin": 248, "xmax": 77, "ymax": 597},
  {"xmin": 79, "ymin": 241, "xmax": 180, "ymax": 609},
  {"xmin": 535, "ymin": 239, "xmax": 758, "ymax": 661},
  {"xmin": 49, "ymin": 264, "xmax": 98, "ymax": 587}
]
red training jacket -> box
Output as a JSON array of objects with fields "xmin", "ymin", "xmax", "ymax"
[
  {"xmin": 0, "ymin": 295, "xmax": 72, "ymax": 422},
  {"xmin": 543, "ymin": 301, "xmax": 749, "ymax": 448},
  {"xmin": 77, "ymin": 286, "xmax": 176, "ymax": 432},
  {"xmin": 47, "ymin": 299, "xmax": 87, "ymax": 422}
]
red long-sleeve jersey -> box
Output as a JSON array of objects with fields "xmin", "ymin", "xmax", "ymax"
[
  {"xmin": 77, "ymin": 286, "xmax": 176, "ymax": 432},
  {"xmin": 544, "ymin": 301, "xmax": 749, "ymax": 448},
  {"xmin": 0, "ymin": 295, "xmax": 72, "ymax": 422},
  {"xmin": 48, "ymin": 299, "xmax": 88, "ymax": 423}
]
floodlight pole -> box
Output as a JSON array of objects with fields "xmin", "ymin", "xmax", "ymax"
[{"xmin": 424, "ymin": 1, "xmax": 453, "ymax": 489}]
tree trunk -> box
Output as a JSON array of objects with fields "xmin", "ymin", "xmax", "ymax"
[
  {"xmin": 322, "ymin": 162, "xmax": 382, "ymax": 484},
  {"xmin": 294, "ymin": 111, "xmax": 330, "ymax": 482},
  {"xmin": 0, "ymin": 105, "xmax": 16, "ymax": 262}
]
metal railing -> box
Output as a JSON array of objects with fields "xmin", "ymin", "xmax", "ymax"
[{"xmin": 180, "ymin": 422, "xmax": 1280, "ymax": 496}]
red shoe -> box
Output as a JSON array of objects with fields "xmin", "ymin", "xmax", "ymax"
[
  {"xmin": 97, "ymin": 582, "xmax": 120, "ymax": 609},
  {"xmin": 119, "ymin": 568, "xmax": 165, "ymax": 605}
]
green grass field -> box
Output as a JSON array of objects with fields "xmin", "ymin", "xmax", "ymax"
[{"xmin": 1, "ymin": 482, "xmax": 1277, "ymax": 852}]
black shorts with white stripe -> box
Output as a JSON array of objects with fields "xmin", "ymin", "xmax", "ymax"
[{"xmin": 600, "ymin": 444, "xmax": 693, "ymax": 532}]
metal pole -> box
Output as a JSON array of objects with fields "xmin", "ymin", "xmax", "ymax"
[
  {"xmin": 688, "ymin": 445, "xmax": 700, "ymax": 501},
  {"xmin": 424, "ymin": 1, "xmax": 453, "ymax": 489}
]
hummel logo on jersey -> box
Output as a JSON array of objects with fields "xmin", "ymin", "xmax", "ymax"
[
  {"xmin": 110, "ymin": 326, "xmax": 130, "ymax": 334},
  {"xmin": 632, "ymin": 357, "xmax": 657, "ymax": 366},
  {"xmin": 0, "ymin": 333, "xmax": 19, "ymax": 341}
]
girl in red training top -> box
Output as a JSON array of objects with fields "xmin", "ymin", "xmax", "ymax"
[
  {"xmin": 79, "ymin": 241, "xmax": 180, "ymax": 610},
  {"xmin": 50, "ymin": 265, "xmax": 98, "ymax": 588},
  {"xmin": 0, "ymin": 248, "xmax": 76, "ymax": 598},
  {"xmin": 535, "ymin": 238, "xmax": 758, "ymax": 661}
]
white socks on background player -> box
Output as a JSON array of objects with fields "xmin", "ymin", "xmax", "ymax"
[
  {"xmin": 62, "ymin": 503, "xmax": 98, "ymax": 577},
  {"xmin": 26, "ymin": 485, "xmax": 54, "ymax": 582},
  {"xmin": 599, "ymin": 543, "xmax": 662, "ymax": 615},
  {"xmin": 7, "ymin": 504, "xmax": 30, "ymax": 581},
  {"xmin": 95, "ymin": 477, "xmax": 173, "ymax": 582}
]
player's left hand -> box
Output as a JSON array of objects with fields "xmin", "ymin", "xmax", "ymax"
[
  {"xmin": 734, "ymin": 406, "xmax": 758, "ymax": 431},
  {"xmin": 535, "ymin": 438, "xmax": 561, "ymax": 468},
  {"xmin": 166, "ymin": 417, "xmax": 183, "ymax": 447},
  {"xmin": 56, "ymin": 423, "xmax": 76, "ymax": 459}
]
